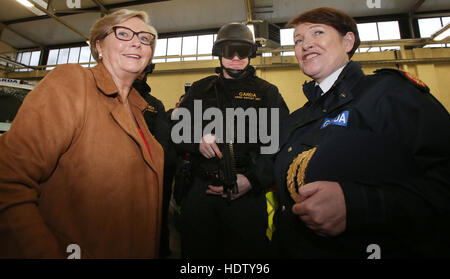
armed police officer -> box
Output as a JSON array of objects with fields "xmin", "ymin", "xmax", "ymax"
[{"xmin": 173, "ymin": 22, "xmax": 289, "ymax": 258}]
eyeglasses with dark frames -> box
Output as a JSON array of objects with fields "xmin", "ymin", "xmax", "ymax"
[{"xmin": 109, "ymin": 26, "xmax": 155, "ymax": 45}]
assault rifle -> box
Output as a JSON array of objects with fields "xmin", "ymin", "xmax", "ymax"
[{"xmin": 217, "ymin": 141, "xmax": 238, "ymax": 201}]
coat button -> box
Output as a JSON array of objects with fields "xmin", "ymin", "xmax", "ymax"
[
  {"xmin": 281, "ymin": 205, "xmax": 286, "ymax": 212},
  {"xmin": 322, "ymin": 108, "xmax": 327, "ymax": 113},
  {"xmin": 340, "ymin": 92, "xmax": 347, "ymax": 98},
  {"xmin": 287, "ymin": 147, "xmax": 292, "ymax": 152}
]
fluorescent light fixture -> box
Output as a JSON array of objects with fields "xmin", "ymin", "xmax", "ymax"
[
  {"xmin": 32, "ymin": 0, "xmax": 48, "ymax": 9},
  {"xmin": 432, "ymin": 23, "xmax": 450, "ymax": 41},
  {"xmin": 32, "ymin": 0, "xmax": 48, "ymax": 10},
  {"xmin": 16, "ymin": 0, "xmax": 48, "ymax": 16},
  {"xmin": 16, "ymin": 0, "xmax": 33, "ymax": 7},
  {"xmin": 30, "ymin": 0, "xmax": 48, "ymax": 16}
]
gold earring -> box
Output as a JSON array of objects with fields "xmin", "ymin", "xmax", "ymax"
[{"xmin": 99, "ymin": 53, "xmax": 103, "ymax": 59}]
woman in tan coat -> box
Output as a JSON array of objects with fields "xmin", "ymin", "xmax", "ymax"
[{"xmin": 0, "ymin": 9, "xmax": 164, "ymax": 258}]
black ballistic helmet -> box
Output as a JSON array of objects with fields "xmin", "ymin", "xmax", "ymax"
[{"xmin": 212, "ymin": 22, "xmax": 257, "ymax": 58}]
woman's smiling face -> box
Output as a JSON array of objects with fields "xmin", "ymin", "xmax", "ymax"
[
  {"xmin": 96, "ymin": 17, "xmax": 153, "ymax": 81},
  {"xmin": 293, "ymin": 22, "xmax": 355, "ymax": 83}
]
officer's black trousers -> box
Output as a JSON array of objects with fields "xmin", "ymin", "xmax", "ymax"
[
  {"xmin": 159, "ymin": 165, "xmax": 175, "ymax": 258},
  {"xmin": 180, "ymin": 176, "xmax": 270, "ymax": 259}
]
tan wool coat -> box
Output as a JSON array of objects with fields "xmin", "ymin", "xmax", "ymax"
[{"xmin": 0, "ymin": 63, "xmax": 164, "ymax": 258}]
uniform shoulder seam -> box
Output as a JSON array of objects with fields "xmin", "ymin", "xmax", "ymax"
[{"xmin": 374, "ymin": 68, "xmax": 429, "ymax": 93}]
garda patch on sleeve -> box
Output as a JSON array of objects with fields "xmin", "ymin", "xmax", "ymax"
[
  {"xmin": 144, "ymin": 105, "xmax": 158, "ymax": 114},
  {"xmin": 320, "ymin": 110, "xmax": 349, "ymax": 129}
]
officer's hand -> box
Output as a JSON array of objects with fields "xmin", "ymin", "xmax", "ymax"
[
  {"xmin": 199, "ymin": 134, "xmax": 223, "ymax": 159},
  {"xmin": 206, "ymin": 174, "xmax": 252, "ymax": 200},
  {"xmin": 292, "ymin": 181, "xmax": 346, "ymax": 237}
]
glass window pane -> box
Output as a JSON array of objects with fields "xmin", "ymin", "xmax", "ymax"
[
  {"xmin": 198, "ymin": 34, "xmax": 214, "ymax": 54},
  {"xmin": 280, "ymin": 28, "xmax": 294, "ymax": 46},
  {"xmin": 381, "ymin": 46, "xmax": 400, "ymax": 51},
  {"xmin": 418, "ymin": 18, "xmax": 442, "ymax": 38},
  {"xmin": 57, "ymin": 48, "xmax": 69, "ymax": 64},
  {"xmin": 167, "ymin": 37, "xmax": 182, "ymax": 62},
  {"xmin": 182, "ymin": 36, "xmax": 197, "ymax": 60},
  {"xmin": 47, "ymin": 49, "xmax": 59, "ymax": 70},
  {"xmin": 18, "ymin": 52, "xmax": 30, "ymax": 71},
  {"xmin": 21, "ymin": 52, "xmax": 31, "ymax": 65},
  {"xmin": 79, "ymin": 46, "xmax": 91, "ymax": 67},
  {"xmin": 68, "ymin": 47, "xmax": 80, "ymax": 63},
  {"xmin": 377, "ymin": 21, "xmax": 400, "ymax": 40},
  {"xmin": 282, "ymin": 51, "xmax": 295, "ymax": 56},
  {"xmin": 357, "ymin": 23, "xmax": 379, "ymax": 41},
  {"xmin": 262, "ymin": 52, "xmax": 272, "ymax": 57},
  {"xmin": 153, "ymin": 58, "xmax": 166, "ymax": 63},
  {"xmin": 16, "ymin": 52, "xmax": 22, "ymax": 62},
  {"xmin": 197, "ymin": 55, "xmax": 212, "ymax": 60},
  {"xmin": 154, "ymin": 38, "xmax": 167, "ymax": 58},
  {"xmin": 442, "ymin": 17, "xmax": 449, "ymax": 46},
  {"xmin": 167, "ymin": 38, "xmax": 182, "ymax": 53},
  {"xmin": 442, "ymin": 17, "xmax": 450, "ymax": 26},
  {"xmin": 424, "ymin": 43, "xmax": 445, "ymax": 48},
  {"xmin": 30, "ymin": 51, "xmax": 40, "ymax": 66},
  {"xmin": 359, "ymin": 47, "xmax": 381, "ymax": 52}
]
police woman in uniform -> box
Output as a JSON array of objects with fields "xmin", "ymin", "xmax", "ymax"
[
  {"xmin": 273, "ymin": 7, "xmax": 450, "ymax": 258},
  {"xmin": 174, "ymin": 23, "xmax": 289, "ymax": 258}
]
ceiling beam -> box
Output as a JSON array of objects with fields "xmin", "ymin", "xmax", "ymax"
[
  {"xmin": 0, "ymin": 22, "xmax": 44, "ymax": 48},
  {"xmin": 245, "ymin": 0, "xmax": 254, "ymax": 23},
  {"xmin": 91, "ymin": 0, "xmax": 110, "ymax": 16},
  {"xmin": 30, "ymin": 2, "xmax": 89, "ymax": 41},
  {"xmin": 4, "ymin": 0, "xmax": 169, "ymax": 25},
  {"xmin": 409, "ymin": 0, "xmax": 426, "ymax": 38}
]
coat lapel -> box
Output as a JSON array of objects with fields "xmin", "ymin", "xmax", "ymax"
[
  {"xmin": 109, "ymin": 102, "xmax": 161, "ymax": 174},
  {"xmin": 90, "ymin": 63, "xmax": 162, "ymax": 175},
  {"xmin": 129, "ymin": 88, "xmax": 163, "ymax": 174}
]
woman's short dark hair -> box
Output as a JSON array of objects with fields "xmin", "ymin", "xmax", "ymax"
[{"xmin": 287, "ymin": 7, "xmax": 360, "ymax": 58}]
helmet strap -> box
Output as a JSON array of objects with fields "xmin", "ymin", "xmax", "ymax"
[{"xmin": 220, "ymin": 57, "xmax": 251, "ymax": 79}]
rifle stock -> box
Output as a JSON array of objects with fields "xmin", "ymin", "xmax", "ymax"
[{"xmin": 218, "ymin": 141, "xmax": 238, "ymax": 201}]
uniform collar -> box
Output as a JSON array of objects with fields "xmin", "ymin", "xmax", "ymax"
[
  {"xmin": 303, "ymin": 61, "xmax": 363, "ymax": 103},
  {"xmin": 316, "ymin": 65, "xmax": 346, "ymax": 94},
  {"xmin": 90, "ymin": 62, "xmax": 148, "ymax": 112}
]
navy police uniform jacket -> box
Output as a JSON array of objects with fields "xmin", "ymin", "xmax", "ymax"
[
  {"xmin": 273, "ymin": 61, "xmax": 450, "ymax": 258},
  {"xmin": 175, "ymin": 66, "xmax": 289, "ymax": 192}
]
